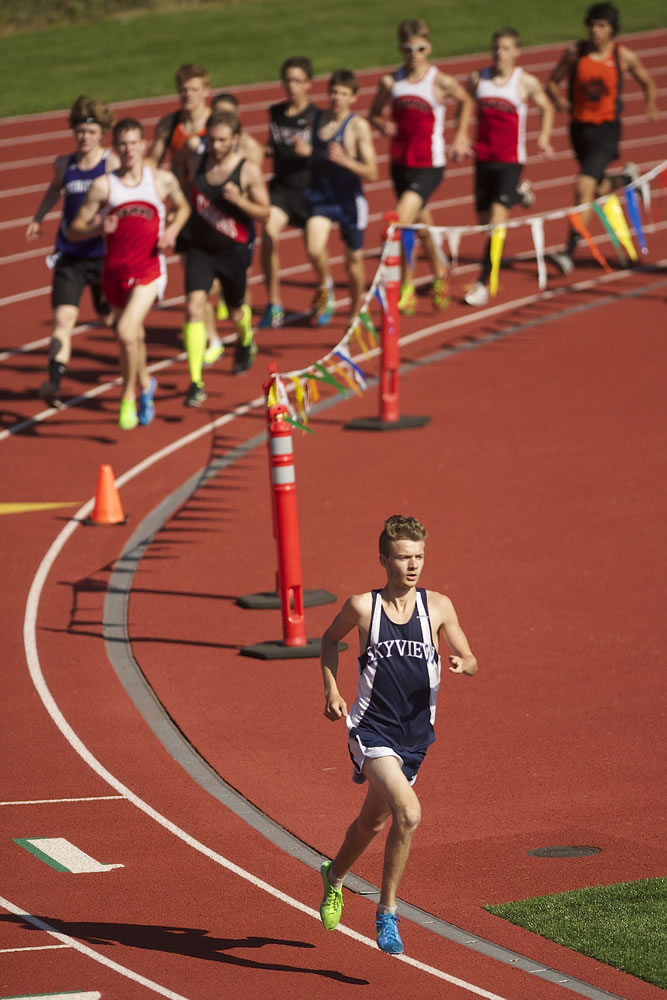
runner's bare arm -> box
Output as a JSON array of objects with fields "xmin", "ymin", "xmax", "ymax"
[
  {"xmin": 320, "ymin": 593, "xmax": 371, "ymax": 721},
  {"xmin": 67, "ymin": 174, "xmax": 109, "ymax": 241},
  {"xmin": 546, "ymin": 46, "xmax": 576, "ymax": 111},
  {"xmin": 622, "ymin": 46, "xmax": 659, "ymax": 120},
  {"xmin": 26, "ymin": 154, "xmax": 68, "ymax": 240},
  {"xmin": 438, "ymin": 73, "xmax": 474, "ymax": 159},
  {"xmin": 223, "ymin": 161, "xmax": 270, "ymax": 221},
  {"xmin": 429, "ymin": 591, "xmax": 478, "ymax": 675},
  {"xmin": 466, "ymin": 70, "xmax": 480, "ymax": 99},
  {"xmin": 148, "ymin": 113, "xmax": 175, "ymax": 164},
  {"xmin": 327, "ymin": 117, "xmax": 378, "ymax": 180},
  {"xmin": 156, "ymin": 169, "xmax": 191, "ymax": 249},
  {"xmin": 524, "ymin": 72, "xmax": 555, "ymax": 154},
  {"xmin": 240, "ymin": 131, "xmax": 265, "ymax": 167},
  {"xmin": 368, "ymin": 74, "xmax": 397, "ymax": 137}
]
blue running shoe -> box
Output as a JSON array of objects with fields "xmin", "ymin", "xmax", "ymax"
[
  {"xmin": 259, "ymin": 303, "xmax": 285, "ymax": 329},
  {"xmin": 138, "ymin": 376, "xmax": 157, "ymax": 426},
  {"xmin": 376, "ymin": 912, "xmax": 403, "ymax": 954}
]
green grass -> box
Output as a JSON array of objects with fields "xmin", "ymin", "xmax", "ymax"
[
  {"xmin": 486, "ymin": 877, "xmax": 667, "ymax": 990},
  {"xmin": 1, "ymin": 0, "xmax": 665, "ymax": 117}
]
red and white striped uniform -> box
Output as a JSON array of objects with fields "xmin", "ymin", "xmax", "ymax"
[
  {"xmin": 474, "ymin": 66, "xmax": 527, "ymax": 164},
  {"xmin": 390, "ymin": 66, "xmax": 446, "ymax": 168}
]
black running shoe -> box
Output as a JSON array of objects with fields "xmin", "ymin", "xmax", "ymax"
[
  {"xmin": 185, "ymin": 382, "xmax": 207, "ymax": 407},
  {"xmin": 232, "ymin": 338, "xmax": 258, "ymax": 374},
  {"xmin": 38, "ymin": 379, "xmax": 63, "ymax": 408}
]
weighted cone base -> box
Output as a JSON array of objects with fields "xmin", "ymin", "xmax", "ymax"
[
  {"xmin": 236, "ymin": 588, "xmax": 337, "ymax": 610},
  {"xmin": 83, "ymin": 515, "xmax": 128, "ymax": 526},
  {"xmin": 240, "ymin": 638, "xmax": 348, "ymax": 660},
  {"xmin": 344, "ymin": 415, "xmax": 431, "ymax": 431}
]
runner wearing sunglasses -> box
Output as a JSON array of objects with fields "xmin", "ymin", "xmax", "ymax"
[{"xmin": 369, "ymin": 19, "xmax": 473, "ymax": 314}]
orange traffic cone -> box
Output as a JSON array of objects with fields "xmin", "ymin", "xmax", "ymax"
[{"xmin": 85, "ymin": 464, "xmax": 127, "ymax": 525}]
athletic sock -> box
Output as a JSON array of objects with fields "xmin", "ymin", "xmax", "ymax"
[
  {"xmin": 235, "ymin": 304, "xmax": 253, "ymax": 347},
  {"xmin": 479, "ymin": 237, "xmax": 493, "ymax": 284},
  {"xmin": 377, "ymin": 903, "xmax": 397, "ymax": 915},
  {"xmin": 183, "ymin": 321, "xmax": 206, "ymax": 386},
  {"xmin": 565, "ymin": 229, "xmax": 581, "ymax": 258},
  {"xmin": 328, "ymin": 866, "xmax": 344, "ymax": 890},
  {"xmin": 48, "ymin": 360, "xmax": 66, "ymax": 389}
]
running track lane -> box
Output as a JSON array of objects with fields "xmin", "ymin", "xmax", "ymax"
[{"xmin": 1, "ymin": 33, "xmax": 666, "ymax": 1000}]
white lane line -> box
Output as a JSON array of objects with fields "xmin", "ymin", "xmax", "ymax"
[
  {"xmin": 2, "ymin": 214, "xmax": 666, "ymax": 441},
  {"xmin": 1, "ymin": 39, "xmax": 665, "ymax": 142},
  {"xmin": 0, "ymin": 894, "xmax": 189, "ymax": 1000},
  {"xmin": 1, "ymin": 795, "xmax": 125, "ymax": 805},
  {"xmin": 19, "ymin": 404, "xmax": 507, "ymax": 999},
  {"xmin": 0, "ymin": 124, "xmax": 664, "ymax": 233},
  {"xmin": 0, "ymin": 943, "xmax": 70, "ymax": 953}
]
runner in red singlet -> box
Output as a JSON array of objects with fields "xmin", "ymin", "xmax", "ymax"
[
  {"xmin": 69, "ymin": 119, "xmax": 190, "ymax": 430},
  {"xmin": 546, "ymin": 3, "xmax": 658, "ymax": 274},
  {"xmin": 369, "ymin": 19, "xmax": 473, "ymax": 313},
  {"xmin": 464, "ymin": 27, "xmax": 554, "ymax": 306}
]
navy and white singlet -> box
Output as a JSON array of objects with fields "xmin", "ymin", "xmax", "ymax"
[
  {"xmin": 347, "ymin": 588, "xmax": 441, "ymax": 762},
  {"xmin": 56, "ymin": 151, "xmax": 109, "ymax": 259}
]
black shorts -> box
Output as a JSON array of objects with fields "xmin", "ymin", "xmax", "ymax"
[
  {"xmin": 269, "ymin": 179, "xmax": 310, "ymax": 228},
  {"xmin": 569, "ymin": 120, "xmax": 621, "ymax": 184},
  {"xmin": 51, "ymin": 253, "xmax": 110, "ymax": 314},
  {"xmin": 390, "ymin": 164, "xmax": 444, "ymax": 207},
  {"xmin": 185, "ymin": 245, "xmax": 248, "ymax": 310},
  {"xmin": 474, "ymin": 161, "xmax": 523, "ymax": 213}
]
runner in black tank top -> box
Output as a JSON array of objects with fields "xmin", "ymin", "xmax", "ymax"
[{"xmin": 183, "ymin": 110, "xmax": 269, "ymax": 403}]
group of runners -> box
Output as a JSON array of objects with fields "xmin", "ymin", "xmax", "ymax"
[{"xmin": 26, "ymin": 4, "xmax": 658, "ymax": 429}]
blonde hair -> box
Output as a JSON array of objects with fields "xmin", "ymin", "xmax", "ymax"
[{"xmin": 379, "ymin": 514, "xmax": 427, "ymax": 556}]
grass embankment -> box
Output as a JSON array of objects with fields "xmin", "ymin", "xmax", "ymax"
[
  {"xmin": 486, "ymin": 877, "xmax": 667, "ymax": 989},
  {"xmin": 2, "ymin": 0, "xmax": 665, "ymax": 117}
]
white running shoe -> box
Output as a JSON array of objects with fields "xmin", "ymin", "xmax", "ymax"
[
  {"xmin": 464, "ymin": 281, "xmax": 489, "ymax": 306},
  {"xmin": 549, "ymin": 252, "xmax": 574, "ymax": 276},
  {"xmin": 517, "ymin": 179, "xmax": 536, "ymax": 209}
]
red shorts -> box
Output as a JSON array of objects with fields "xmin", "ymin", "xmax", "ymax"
[{"xmin": 102, "ymin": 258, "xmax": 166, "ymax": 309}]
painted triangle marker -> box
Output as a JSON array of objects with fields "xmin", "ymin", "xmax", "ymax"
[
  {"xmin": 2, "ymin": 994, "xmax": 101, "ymax": 1000},
  {"xmin": 13, "ymin": 838, "xmax": 123, "ymax": 874},
  {"xmin": 0, "ymin": 502, "xmax": 80, "ymax": 516}
]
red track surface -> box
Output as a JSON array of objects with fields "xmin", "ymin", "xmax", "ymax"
[{"xmin": 1, "ymin": 33, "xmax": 666, "ymax": 1000}]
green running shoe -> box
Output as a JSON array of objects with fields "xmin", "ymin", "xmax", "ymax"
[
  {"xmin": 319, "ymin": 860, "xmax": 343, "ymax": 930},
  {"xmin": 118, "ymin": 397, "xmax": 138, "ymax": 430}
]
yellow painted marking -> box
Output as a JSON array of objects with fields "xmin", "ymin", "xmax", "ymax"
[{"xmin": 0, "ymin": 502, "xmax": 80, "ymax": 515}]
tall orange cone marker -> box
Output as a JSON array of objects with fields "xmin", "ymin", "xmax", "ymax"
[{"xmin": 85, "ymin": 464, "xmax": 127, "ymax": 525}]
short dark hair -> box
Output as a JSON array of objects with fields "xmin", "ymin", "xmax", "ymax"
[
  {"xmin": 206, "ymin": 109, "xmax": 241, "ymax": 136},
  {"xmin": 585, "ymin": 3, "xmax": 619, "ymax": 34},
  {"xmin": 212, "ymin": 92, "xmax": 238, "ymax": 110},
  {"xmin": 113, "ymin": 117, "xmax": 144, "ymax": 144},
  {"xmin": 328, "ymin": 68, "xmax": 359, "ymax": 94},
  {"xmin": 492, "ymin": 26, "xmax": 520, "ymax": 46},
  {"xmin": 379, "ymin": 515, "xmax": 427, "ymax": 557},
  {"xmin": 281, "ymin": 56, "xmax": 313, "ymax": 80}
]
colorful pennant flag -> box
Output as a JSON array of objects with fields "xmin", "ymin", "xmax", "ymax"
[
  {"xmin": 359, "ymin": 311, "xmax": 377, "ymax": 340},
  {"xmin": 400, "ymin": 227, "xmax": 416, "ymax": 268},
  {"xmin": 530, "ymin": 218, "xmax": 547, "ymax": 290},
  {"xmin": 446, "ymin": 228, "xmax": 462, "ymax": 269},
  {"xmin": 593, "ymin": 202, "xmax": 627, "ymax": 265},
  {"xmin": 602, "ymin": 194, "xmax": 637, "ymax": 262},
  {"xmin": 488, "ymin": 225, "xmax": 506, "ymax": 297},
  {"xmin": 568, "ymin": 211, "xmax": 612, "ymax": 273},
  {"xmin": 624, "ymin": 187, "xmax": 648, "ymax": 255}
]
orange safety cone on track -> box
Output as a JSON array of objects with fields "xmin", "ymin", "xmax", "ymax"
[{"xmin": 85, "ymin": 464, "xmax": 127, "ymax": 525}]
